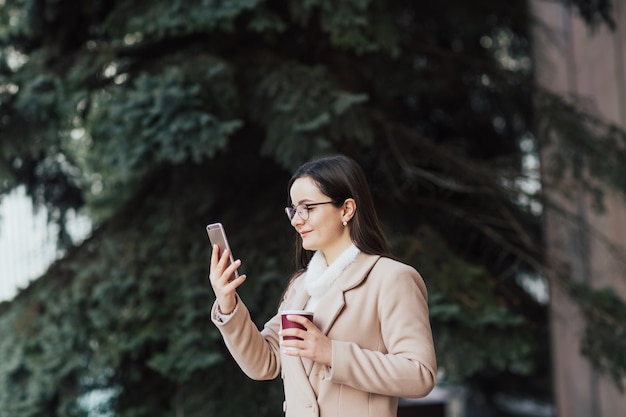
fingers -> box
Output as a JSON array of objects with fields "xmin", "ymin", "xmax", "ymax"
[
  {"xmin": 279, "ymin": 315, "xmax": 313, "ymax": 342},
  {"xmin": 280, "ymin": 319, "xmax": 318, "ymax": 347},
  {"xmin": 286, "ymin": 314, "xmax": 313, "ymax": 328},
  {"xmin": 280, "ymin": 325, "xmax": 332, "ymax": 366},
  {"xmin": 209, "ymin": 245, "xmax": 241, "ymax": 284},
  {"xmin": 280, "ymin": 328, "xmax": 308, "ymax": 341},
  {"xmin": 210, "ymin": 242, "xmax": 219, "ymax": 264},
  {"xmin": 216, "ymin": 245, "xmax": 231, "ymax": 271},
  {"xmin": 282, "ymin": 337, "xmax": 332, "ymax": 366},
  {"xmin": 222, "ymin": 258, "xmax": 241, "ymax": 281}
]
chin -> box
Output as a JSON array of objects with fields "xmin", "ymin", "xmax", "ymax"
[{"xmin": 301, "ymin": 241, "xmax": 317, "ymax": 252}]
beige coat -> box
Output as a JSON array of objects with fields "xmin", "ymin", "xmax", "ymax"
[{"xmin": 211, "ymin": 253, "xmax": 437, "ymax": 417}]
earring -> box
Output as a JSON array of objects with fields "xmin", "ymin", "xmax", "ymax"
[{"xmin": 342, "ymin": 221, "xmax": 347, "ymax": 226}]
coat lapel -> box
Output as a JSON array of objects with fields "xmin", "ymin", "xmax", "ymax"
[
  {"xmin": 282, "ymin": 277, "xmax": 311, "ymax": 311},
  {"xmin": 293, "ymin": 286, "xmax": 311, "ymax": 310},
  {"xmin": 314, "ymin": 253, "xmax": 380, "ymax": 335}
]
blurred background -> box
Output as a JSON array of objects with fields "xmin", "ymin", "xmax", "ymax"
[{"xmin": 1, "ymin": 1, "xmax": 625, "ymax": 416}]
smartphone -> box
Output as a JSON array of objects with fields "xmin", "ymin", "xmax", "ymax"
[{"xmin": 206, "ymin": 222, "xmax": 239, "ymax": 282}]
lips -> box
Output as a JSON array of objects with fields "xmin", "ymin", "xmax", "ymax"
[{"xmin": 299, "ymin": 230, "xmax": 312, "ymax": 238}]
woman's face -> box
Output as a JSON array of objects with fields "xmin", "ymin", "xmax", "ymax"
[{"xmin": 289, "ymin": 176, "xmax": 351, "ymax": 262}]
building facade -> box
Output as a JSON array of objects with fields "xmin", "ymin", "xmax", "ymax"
[{"xmin": 531, "ymin": 2, "xmax": 626, "ymax": 417}]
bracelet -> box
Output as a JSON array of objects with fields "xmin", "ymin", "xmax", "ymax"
[{"xmin": 215, "ymin": 301, "xmax": 236, "ymax": 323}]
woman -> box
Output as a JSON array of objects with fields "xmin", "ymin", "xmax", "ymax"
[{"xmin": 209, "ymin": 154, "xmax": 437, "ymax": 417}]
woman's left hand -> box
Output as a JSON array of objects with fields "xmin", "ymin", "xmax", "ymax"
[{"xmin": 280, "ymin": 315, "xmax": 333, "ymax": 367}]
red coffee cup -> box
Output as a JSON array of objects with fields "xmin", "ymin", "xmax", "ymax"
[{"xmin": 280, "ymin": 310, "xmax": 314, "ymax": 340}]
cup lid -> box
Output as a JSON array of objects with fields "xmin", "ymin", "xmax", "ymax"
[{"xmin": 280, "ymin": 310, "xmax": 314, "ymax": 315}]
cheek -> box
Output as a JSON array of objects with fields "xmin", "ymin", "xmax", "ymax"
[{"xmin": 323, "ymin": 222, "xmax": 345, "ymax": 240}]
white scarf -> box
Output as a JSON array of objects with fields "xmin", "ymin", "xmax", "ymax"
[{"xmin": 304, "ymin": 244, "xmax": 360, "ymax": 311}]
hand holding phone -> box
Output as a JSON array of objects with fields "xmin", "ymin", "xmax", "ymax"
[{"xmin": 206, "ymin": 222, "xmax": 239, "ymax": 282}]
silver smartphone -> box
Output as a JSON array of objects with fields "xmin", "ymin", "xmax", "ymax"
[{"xmin": 206, "ymin": 222, "xmax": 239, "ymax": 282}]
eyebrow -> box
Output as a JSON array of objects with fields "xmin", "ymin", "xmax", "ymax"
[{"xmin": 293, "ymin": 198, "xmax": 316, "ymax": 206}]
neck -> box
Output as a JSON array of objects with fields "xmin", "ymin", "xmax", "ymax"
[{"xmin": 321, "ymin": 235, "xmax": 354, "ymax": 265}]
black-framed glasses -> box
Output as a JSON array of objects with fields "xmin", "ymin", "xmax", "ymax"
[{"xmin": 285, "ymin": 201, "xmax": 334, "ymax": 221}]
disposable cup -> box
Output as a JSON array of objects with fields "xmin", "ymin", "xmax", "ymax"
[{"xmin": 280, "ymin": 310, "xmax": 314, "ymax": 340}]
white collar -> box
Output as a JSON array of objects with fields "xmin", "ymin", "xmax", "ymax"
[{"xmin": 304, "ymin": 244, "xmax": 361, "ymax": 302}]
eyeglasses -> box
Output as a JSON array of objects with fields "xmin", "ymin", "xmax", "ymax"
[{"xmin": 285, "ymin": 201, "xmax": 334, "ymax": 221}]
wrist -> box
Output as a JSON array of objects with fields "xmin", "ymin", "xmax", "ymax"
[
  {"xmin": 217, "ymin": 296, "xmax": 237, "ymax": 315},
  {"xmin": 217, "ymin": 304, "xmax": 234, "ymax": 315}
]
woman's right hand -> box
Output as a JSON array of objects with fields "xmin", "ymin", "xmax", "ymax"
[{"xmin": 209, "ymin": 244, "xmax": 246, "ymax": 314}]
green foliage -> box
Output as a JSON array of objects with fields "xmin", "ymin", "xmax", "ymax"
[
  {"xmin": 247, "ymin": 61, "xmax": 372, "ymax": 170},
  {"xmin": 289, "ymin": 0, "xmax": 400, "ymax": 55},
  {"xmin": 79, "ymin": 58, "xmax": 242, "ymax": 219},
  {"xmin": 556, "ymin": 0, "xmax": 616, "ymax": 30},
  {"xmin": 14, "ymin": 74, "xmax": 66, "ymax": 135},
  {"xmin": 535, "ymin": 91, "xmax": 626, "ymax": 210},
  {"xmin": 89, "ymin": 68, "xmax": 240, "ymax": 167},
  {"xmin": 101, "ymin": 0, "xmax": 265, "ymax": 39},
  {"xmin": 0, "ymin": 159, "xmax": 292, "ymax": 417},
  {"xmin": 571, "ymin": 284, "xmax": 626, "ymax": 391},
  {"xmin": 393, "ymin": 227, "xmax": 537, "ymax": 383}
]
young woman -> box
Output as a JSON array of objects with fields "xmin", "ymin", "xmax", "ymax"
[{"xmin": 209, "ymin": 154, "xmax": 436, "ymax": 417}]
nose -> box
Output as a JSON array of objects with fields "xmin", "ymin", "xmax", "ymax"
[{"xmin": 290, "ymin": 212, "xmax": 304, "ymax": 227}]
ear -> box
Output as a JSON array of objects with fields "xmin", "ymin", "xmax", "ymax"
[{"xmin": 342, "ymin": 198, "xmax": 356, "ymax": 223}]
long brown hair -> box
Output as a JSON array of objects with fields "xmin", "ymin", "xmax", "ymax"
[{"xmin": 287, "ymin": 154, "xmax": 394, "ymax": 272}]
